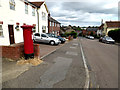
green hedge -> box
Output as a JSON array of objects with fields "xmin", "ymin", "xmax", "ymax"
[
  {"xmin": 108, "ymin": 29, "xmax": 120, "ymax": 42},
  {"xmin": 61, "ymin": 31, "xmax": 77, "ymax": 38}
]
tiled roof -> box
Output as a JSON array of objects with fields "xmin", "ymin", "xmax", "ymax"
[
  {"xmin": 106, "ymin": 21, "xmax": 120, "ymax": 28},
  {"xmin": 30, "ymin": 1, "xmax": 44, "ymax": 8},
  {"xmin": 99, "ymin": 24, "xmax": 104, "ymax": 29},
  {"xmin": 48, "ymin": 16, "xmax": 60, "ymax": 24},
  {"xmin": 86, "ymin": 27, "xmax": 99, "ymax": 31}
]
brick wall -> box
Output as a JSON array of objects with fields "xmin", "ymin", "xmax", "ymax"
[
  {"xmin": 48, "ymin": 21, "xmax": 60, "ymax": 34},
  {"xmin": 0, "ymin": 43, "xmax": 40, "ymax": 60}
]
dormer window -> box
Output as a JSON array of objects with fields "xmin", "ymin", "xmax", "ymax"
[{"xmin": 9, "ymin": 0, "xmax": 15, "ymax": 10}]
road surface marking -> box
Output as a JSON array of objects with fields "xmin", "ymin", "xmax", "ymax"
[
  {"xmin": 78, "ymin": 38, "xmax": 90, "ymax": 89},
  {"xmin": 70, "ymin": 46, "xmax": 76, "ymax": 49},
  {"xmin": 73, "ymin": 43, "xmax": 78, "ymax": 46},
  {"xmin": 66, "ymin": 51, "xmax": 78, "ymax": 56}
]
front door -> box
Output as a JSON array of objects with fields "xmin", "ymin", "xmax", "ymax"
[{"xmin": 8, "ymin": 25, "xmax": 15, "ymax": 44}]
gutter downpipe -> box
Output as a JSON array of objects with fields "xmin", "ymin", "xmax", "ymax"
[{"xmin": 37, "ymin": 8, "xmax": 39, "ymax": 33}]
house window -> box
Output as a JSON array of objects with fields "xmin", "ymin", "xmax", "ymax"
[
  {"xmin": 9, "ymin": 0, "xmax": 15, "ymax": 10},
  {"xmin": 57, "ymin": 24, "xmax": 60, "ymax": 27},
  {"xmin": 50, "ymin": 22, "xmax": 51, "ymax": 26},
  {"xmin": 50, "ymin": 22, "xmax": 52, "ymax": 26},
  {"xmin": 42, "ymin": 12, "xmax": 46, "ymax": 21},
  {"xmin": 42, "ymin": 26, "xmax": 46, "ymax": 33},
  {"xmin": 0, "ymin": 25, "xmax": 3, "ymax": 37},
  {"xmin": 52, "ymin": 22, "xmax": 54, "ymax": 26},
  {"xmin": 55, "ymin": 23, "xmax": 57, "ymax": 27},
  {"xmin": 25, "ymin": 4, "xmax": 28, "ymax": 14},
  {"xmin": 32, "ymin": 7, "xmax": 35, "ymax": 16}
]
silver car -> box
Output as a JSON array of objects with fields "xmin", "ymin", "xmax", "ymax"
[
  {"xmin": 88, "ymin": 36, "xmax": 94, "ymax": 39},
  {"xmin": 33, "ymin": 33, "xmax": 61, "ymax": 45},
  {"xmin": 102, "ymin": 36, "xmax": 115, "ymax": 44}
]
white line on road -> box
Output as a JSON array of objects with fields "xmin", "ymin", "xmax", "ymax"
[{"xmin": 78, "ymin": 38, "xmax": 90, "ymax": 89}]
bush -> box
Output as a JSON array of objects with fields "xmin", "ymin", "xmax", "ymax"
[
  {"xmin": 60, "ymin": 31, "xmax": 77, "ymax": 39},
  {"xmin": 90, "ymin": 31, "xmax": 94, "ymax": 36},
  {"xmin": 70, "ymin": 31, "xmax": 77, "ymax": 38},
  {"xmin": 108, "ymin": 29, "xmax": 120, "ymax": 42}
]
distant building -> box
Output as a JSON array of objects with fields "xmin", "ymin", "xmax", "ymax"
[
  {"xmin": 97, "ymin": 24, "xmax": 104, "ymax": 36},
  {"xmin": 103, "ymin": 21, "xmax": 120, "ymax": 36},
  {"xmin": 48, "ymin": 14, "xmax": 61, "ymax": 35},
  {"xmin": 86, "ymin": 27, "xmax": 99, "ymax": 35}
]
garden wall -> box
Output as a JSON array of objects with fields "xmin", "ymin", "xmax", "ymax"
[{"xmin": 0, "ymin": 43, "xmax": 40, "ymax": 60}]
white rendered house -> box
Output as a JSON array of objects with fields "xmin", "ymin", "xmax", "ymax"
[
  {"xmin": 30, "ymin": 1, "xmax": 49, "ymax": 33},
  {"xmin": 0, "ymin": 0, "xmax": 49, "ymax": 46}
]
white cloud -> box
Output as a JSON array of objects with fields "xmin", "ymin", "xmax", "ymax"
[{"xmin": 30, "ymin": 0, "xmax": 119, "ymax": 26}]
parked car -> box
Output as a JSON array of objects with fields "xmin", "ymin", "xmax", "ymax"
[
  {"xmin": 33, "ymin": 33, "xmax": 61, "ymax": 45},
  {"xmin": 102, "ymin": 36, "xmax": 115, "ymax": 44},
  {"xmin": 87, "ymin": 36, "xmax": 94, "ymax": 39},
  {"xmin": 99, "ymin": 37, "xmax": 103, "ymax": 42},
  {"xmin": 46, "ymin": 33, "xmax": 66, "ymax": 44}
]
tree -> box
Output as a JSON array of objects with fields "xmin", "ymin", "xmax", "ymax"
[{"xmin": 90, "ymin": 31, "xmax": 94, "ymax": 36}]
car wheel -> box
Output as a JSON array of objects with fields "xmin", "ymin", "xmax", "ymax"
[{"xmin": 50, "ymin": 41, "xmax": 55, "ymax": 45}]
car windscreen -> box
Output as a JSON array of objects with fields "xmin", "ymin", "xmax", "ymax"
[
  {"xmin": 47, "ymin": 34, "xmax": 52, "ymax": 37},
  {"xmin": 106, "ymin": 37, "xmax": 113, "ymax": 40}
]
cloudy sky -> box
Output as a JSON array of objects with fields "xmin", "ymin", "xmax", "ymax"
[{"xmin": 30, "ymin": 0, "xmax": 119, "ymax": 27}]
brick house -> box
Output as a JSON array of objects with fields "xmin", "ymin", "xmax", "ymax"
[
  {"xmin": 48, "ymin": 14, "xmax": 61, "ymax": 35},
  {"xmin": 82, "ymin": 30, "xmax": 87, "ymax": 36},
  {"xmin": 86, "ymin": 27, "xmax": 99, "ymax": 35}
]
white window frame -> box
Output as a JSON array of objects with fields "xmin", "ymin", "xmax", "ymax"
[
  {"xmin": 57, "ymin": 24, "xmax": 60, "ymax": 27},
  {"xmin": 50, "ymin": 22, "xmax": 51, "ymax": 26},
  {"xmin": 9, "ymin": 0, "xmax": 15, "ymax": 10},
  {"xmin": 52, "ymin": 22, "xmax": 54, "ymax": 26},
  {"xmin": 25, "ymin": 4, "xmax": 28, "ymax": 14},
  {"xmin": 42, "ymin": 12, "xmax": 46, "ymax": 21},
  {"xmin": 0, "ymin": 24, "xmax": 3, "ymax": 37},
  {"xmin": 32, "ymin": 7, "xmax": 35, "ymax": 16},
  {"xmin": 42, "ymin": 26, "xmax": 46, "ymax": 33}
]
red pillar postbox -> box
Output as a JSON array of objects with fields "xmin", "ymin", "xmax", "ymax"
[{"xmin": 21, "ymin": 25, "xmax": 34, "ymax": 59}]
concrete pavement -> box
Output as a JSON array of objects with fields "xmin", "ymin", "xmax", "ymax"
[
  {"xmin": 2, "ymin": 39, "xmax": 86, "ymax": 88},
  {"xmin": 2, "ymin": 42, "xmax": 65, "ymax": 83}
]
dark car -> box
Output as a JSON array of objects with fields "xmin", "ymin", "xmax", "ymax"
[
  {"xmin": 102, "ymin": 36, "xmax": 115, "ymax": 44},
  {"xmin": 46, "ymin": 33, "xmax": 66, "ymax": 44},
  {"xmin": 99, "ymin": 37, "xmax": 103, "ymax": 42},
  {"xmin": 57, "ymin": 36, "xmax": 66, "ymax": 44}
]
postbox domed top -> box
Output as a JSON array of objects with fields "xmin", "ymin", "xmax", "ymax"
[{"xmin": 21, "ymin": 25, "xmax": 34, "ymax": 29}]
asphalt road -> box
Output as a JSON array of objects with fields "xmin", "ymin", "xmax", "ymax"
[
  {"xmin": 2, "ymin": 39, "xmax": 86, "ymax": 88},
  {"xmin": 80, "ymin": 37, "xmax": 118, "ymax": 88}
]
